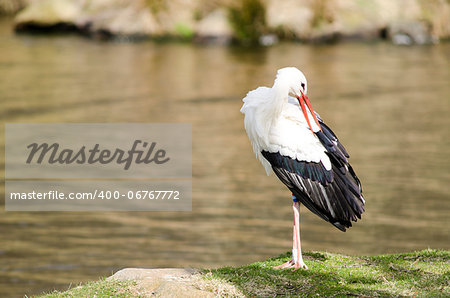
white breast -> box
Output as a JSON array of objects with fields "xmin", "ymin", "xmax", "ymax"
[
  {"xmin": 241, "ymin": 89, "xmax": 331, "ymax": 175},
  {"xmin": 267, "ymin": 100, "xmax": 331, "ymax": 170}
]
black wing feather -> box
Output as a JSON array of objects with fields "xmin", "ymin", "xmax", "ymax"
[{"xmin": 262, "ymin": 116, "xmax": 365, "ymax": 232}]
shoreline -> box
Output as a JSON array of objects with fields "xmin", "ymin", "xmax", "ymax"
[
  {"xmin": 5, "ymin": 0, "xmax": 450, "ymax": 46},
  {"xmin": 38, "ymin": 249, "xmax": 449, "ymax": 297}
]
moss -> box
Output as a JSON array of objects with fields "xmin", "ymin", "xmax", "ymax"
[{"xmin": 227, "ymin": 0, "xmax": 266, "ymax": 45}]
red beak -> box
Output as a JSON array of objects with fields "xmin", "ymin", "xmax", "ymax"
[{"xmin": 297, "ymin": 93, "xmax": 321, "ymax": 134}]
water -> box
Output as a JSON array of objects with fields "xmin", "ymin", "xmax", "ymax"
[{"xmin": 1, "ymin": 17, "xmax": 449, "ymax": 297}]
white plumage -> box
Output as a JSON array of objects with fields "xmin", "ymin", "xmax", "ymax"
[
  {"xmin": 240, "ymin": 67, "xmax": 365, "ymax": 270},
  {"xmin": 240, "ymin": 68, "xmax": 331, "ymax": 175}
]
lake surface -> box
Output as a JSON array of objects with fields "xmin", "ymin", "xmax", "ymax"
[{"xmin": 0, "ymin": 17, "xmax": 449, "ymax": 297}]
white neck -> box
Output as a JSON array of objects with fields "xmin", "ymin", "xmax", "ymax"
[
  {"xmin": 241, "ymin": 81, "xmax": 291, "ymax": 175},
  {"xmin": 268, "ymin": 80, "xmax": 289, "ymax": 119},
  {"xmin": 255, "ymin": 81, "xmax": 288, "ymax": 145}
]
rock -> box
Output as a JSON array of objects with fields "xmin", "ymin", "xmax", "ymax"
[
  {"xmin": 109, "ymin": 268, "xmax": 198, "ymax": 281},
  {"xmin": 266, "ymin": 0, "xmax": 313, "ymax": 39},
  {"xmin": 75, "ymin": 1, "xmax": 157, "ymax": 38},
  {"xmin": 392, "ymin": 33, "xmax": 414, "ymax": 45},
  {"xmin": 108, "ymin": 268, "xmax": 214, "ymax": 297},
  {"xmin": 12, "ymin": 0, "xmax": 450, "ymax": 42},
  {"xmin": 259, "ymin": 33, "xmax": 279, "ymax": 46},
  {"xmin": 266, "ymin": 0, "xmax": 448, "ymax": 42},
  {"xmin": 326, "ymin": 0, "xmax": 385, "ymax": 40},
  {"xmin": 14, "ymin": 0, "xmax": 197, "ymax": 38},
  {"xmin": 389, "ymin": 21, "xmax": 436, "ymax": 45},
  {"xmin": 14, "ymin": 0, "xmax": 161, "ymax": 37},
  {"xmin": 195, "ymin": 8, "xmax": 233, "ymax": 45},
  {"xmin": 0, "ymin": 0, "xmax": 27, "ymax": 15},
  {"xmin": 14, "ymin": 0, "xmax": 81, "ymax": 29},
  {"xmin": 424, "ymin": 0, "xmax": 450, "ymax": 42}
]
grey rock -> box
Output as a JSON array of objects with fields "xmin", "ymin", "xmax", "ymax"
[
  {"xmin": 259, "ymin": 34, "xmax": 279, "ymax": 46},
  {"xmin": 108, "ymin": 268, "xmax": 214, "ymax": 297},
  {"xmin": 389, "ymin": 21, "xmax": 436, "ymax": 45},
  {"xmin": 108, "ymin": 268, "xmax": 198, "ymax": 281},
  {"xmin": 195, "ymin": 8, "xmax": 233, "ymax": 45}
]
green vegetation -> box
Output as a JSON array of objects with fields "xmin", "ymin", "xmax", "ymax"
[
  {"xmin": 39, "ymin": 278, "xmax": 138, "ymax": 298},
  {"xmin": 227, "ymin": 0, "xmax": 266, "ymax": 45},
  {"xmin": 206, "ymin": 249, "xmax": 449, "ymax": 297},
  {"xmin": 174, "ymin": 22, "xmax": 194, "ymax": 40},
  {"xmin": 38, "ymin": 249, "xmax": 449, "ymax": 297}
]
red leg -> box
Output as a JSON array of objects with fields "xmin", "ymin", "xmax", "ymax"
[
  {"xmin": 273, "ymin": 200, "xmax": 308, "ymax": 270},
  {"xmin": 292, "ymin": 201, "xmax": 308, "ymax": 270}
]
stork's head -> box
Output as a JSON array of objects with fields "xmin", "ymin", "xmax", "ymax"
[
  {"xmin": 274, "ymin": 67, "xmax": 321, "ymax": 133},
  {"xmin": 275, "ymin": 67, "xmax": 308, "ymax": 97}
]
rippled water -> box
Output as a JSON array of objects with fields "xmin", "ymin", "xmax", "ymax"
[{"xmin": 0, "ymin": 17, "xmax": 449, "ymax": 297}]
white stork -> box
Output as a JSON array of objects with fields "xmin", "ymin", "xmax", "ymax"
[{"xmin": 240, "ymin": 67, "xmax": 365, "ymax": 270}]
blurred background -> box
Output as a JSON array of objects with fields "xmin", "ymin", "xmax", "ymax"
[{"xmin": 0, "ymin": 0, "xmax": 449, "ymax": 297}]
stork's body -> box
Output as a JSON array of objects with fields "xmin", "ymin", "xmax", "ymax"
[{"xmin": 240, "ymin": 67, "xmax": 365, "ymax": 269}]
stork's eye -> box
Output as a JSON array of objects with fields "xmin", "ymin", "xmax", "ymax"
[{"xmin": 301, "ymin": 83, "xmax": 305, "ymax": 90}]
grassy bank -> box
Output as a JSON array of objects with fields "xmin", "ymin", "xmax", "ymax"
[{"xmin": 40, "ymin": 249, "xmax": 449, "ymax": 297}]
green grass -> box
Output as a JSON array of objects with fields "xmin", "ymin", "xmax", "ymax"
[
  {"xmin": 38, "ymin": 249, "xmax": 449, "ymax": 297},
  {"xmin": 39, "ymin": 278, "xmax": 139, "ymax": 298},
  {"xmin": 205, "ymin": 249, "xmax": 449, "ymax": 297}
]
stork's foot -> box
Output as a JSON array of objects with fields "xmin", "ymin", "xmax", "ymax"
[
  {"xmin": 272, "ymin": 259, "xmax": 294, "ymax": 269},
  {"xmin": 273, "ymin": 259, "xmax": 308, "ymax": 270},
  {"xmin": 293, "ymin": 260, "xmax": 308, "ymax": 270}
]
